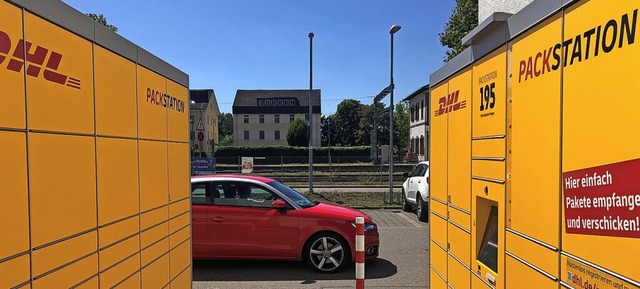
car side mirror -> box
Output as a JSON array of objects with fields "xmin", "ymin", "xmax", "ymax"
[
  {"xmin": 403, "ymin": 172, "xmax": 409, "ymax": 178},
  {"xmin": 272, "ymin": 199, "xmax": 287, "ymax": 210}
]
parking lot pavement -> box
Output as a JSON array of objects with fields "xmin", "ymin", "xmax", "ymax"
[{"xmin": 362, "ymin": 209, "xmax": 425, "ymax": 228}]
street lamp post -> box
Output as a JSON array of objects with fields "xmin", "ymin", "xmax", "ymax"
[
  {"xmin": 389, "ymin": 24, "xmax": 401, "ymax": 204},
  {"xmin": 308, "ymin": 32, "xmax": 314, "ymax": 194}
]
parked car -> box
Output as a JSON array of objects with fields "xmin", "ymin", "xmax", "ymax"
[
  {"xmin": 191, "ymin": 174, "xmax": 379, "ymax": 273},
  {"xmin": 401, "ymin": 161, "xmax": 429, "ymax": 222}
]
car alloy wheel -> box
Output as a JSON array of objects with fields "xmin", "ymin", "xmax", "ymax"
[
  {"xmin": 305, "ymin": 232, "xmax": 348, "ymax": 273},
  {"xmin": 417, "ymin": 195, "xmax": 429, "ymax": 222},
  {"xmin": 402, "ymin": 189, "xmax": 412, "ymax": 212}
]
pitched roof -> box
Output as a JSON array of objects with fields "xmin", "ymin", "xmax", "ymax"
[
  {"xmin": 233, "ymin": 89, "xmax": 321, "ymax": 107},
  {"xmin": 190, "ymin": 89, "xmax": 213, "ymax": 103}
]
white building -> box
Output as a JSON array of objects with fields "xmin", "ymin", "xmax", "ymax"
[{"xmin": 402, "ymin": 85, "xmax": 429, "ymax": 162}]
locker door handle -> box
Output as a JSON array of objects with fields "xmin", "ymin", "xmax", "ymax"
[{"xmin": 213, "ymin": 217, "xmax": 226, "ymax": 223}]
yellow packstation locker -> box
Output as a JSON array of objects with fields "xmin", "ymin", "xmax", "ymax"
[
  {"xmin": 0, "ymin": 1, "xmax": 191, "ymax": 288},
  {"xmin": 429, "ymin": 0, "xmax": 640, "ymax": 288}
]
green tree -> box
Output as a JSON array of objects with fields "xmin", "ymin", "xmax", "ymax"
[
  {"xmin": 287, "ymin": 117, "xmax": 308, "ymax": 147},
  {"xmin": 438, "ymin": 0, "xmax": 478, "ymax": 62},
  {"xmin": 219, "ymin": 135, "xmax": 233, "ymax": 147},
  {"xmin": 333, "ymin": 99, "xmax": 364, "ymax": 146},
  {"xmin": 86, "ymin": 13, "xmax": 118, "ymax": 32},
  {"xmin": 217, "ymin": 112, "xmax": 233, "ymax": 140},
  {"xmin": 393, "ymin": 101, "xmax": 409, "ymax": 151}
]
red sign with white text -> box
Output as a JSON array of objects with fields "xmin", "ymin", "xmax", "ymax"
[{"xmin": 563, "ymin": 158, "xmax": 640, "ymax": 238}]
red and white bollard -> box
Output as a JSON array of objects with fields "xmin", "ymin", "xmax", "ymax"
[{"xmin": 355, "ymin": 216, "xmax": 365, "ymax": 289}]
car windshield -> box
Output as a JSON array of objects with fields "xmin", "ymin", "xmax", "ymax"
[{"xmin": 268, "ymin": 180, "xmax": 316, "ymax": 208}]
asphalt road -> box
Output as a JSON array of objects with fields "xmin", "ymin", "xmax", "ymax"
[{"xmin": 192, "ymin": 209, "xmax": 429, "ymax": 289}]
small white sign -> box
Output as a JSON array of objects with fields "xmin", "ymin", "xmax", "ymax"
[
  {"xmin": 241, "ymin": 157, "xmax": 254, "ymax": 174},
  {"xmin": 196, "ymin": 118, "xmax": 204, "ymax": 130}
]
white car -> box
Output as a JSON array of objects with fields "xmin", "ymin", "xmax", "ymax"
[{"xmin": 401, "ymin": 161, "xmax": 429, "ymax": 222}]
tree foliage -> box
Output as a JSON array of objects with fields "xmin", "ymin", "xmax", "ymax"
[
  {"xmin": 217, "ymin": 112, "xmax": 233, "ymax": 139},
  {"xmin": 438, "ymin": 0, "xmax": 478, "ymax": 62},
  {"xmin": 333, "ymin": 99, "xmax": 364, "ymax": 146},
  {"xmin": 393, "ymin": 101, "xmax": 409, "ymax": 150},
  {"xmin": 86, "ymin": 13, "xmax": 118, "ymax": 32},
  {"xmin": 286, "ymin": 117, "xmax": 308, "ymax": 147}
]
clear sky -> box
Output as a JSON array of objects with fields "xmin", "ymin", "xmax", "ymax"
[{"xmin": 62, "ymin": 0, "xmax": 456, "ymax": 115}]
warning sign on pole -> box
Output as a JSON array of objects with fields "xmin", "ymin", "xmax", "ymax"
[{"xmin": 196, "ymin": 118, "xmax": 204, "ymax": 131}]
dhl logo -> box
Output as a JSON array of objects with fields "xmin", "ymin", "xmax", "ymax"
[
  {"xmin": 0, "ymin": 30, "xmax": 81, "ymax": 89},
  {"xmin": 434, "ymin": 90, "xmax": 466, "ymax": 117}
]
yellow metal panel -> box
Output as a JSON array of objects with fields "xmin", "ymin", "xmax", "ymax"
[
  {"xmin": 99, "ymin": 235, "xmax": 139, "ymax": 270},
  {"xmin": 32, "ymin": 254, "xmax": 97, "ymax": 289},
  {"xmin": 505, "ymin": 231, "xmax": 558, "ymax": 277},
  {"xmin": 448, "ymin": 223, "xmax": 471, "ymax": 268},
  {"xmin": 141, "ymin": 237, "xmax": 169, "ymax": 266},
  {"xmin": 0, "ymin": 255, "xmax": 30, "ymax": 288},
  {"xmin": 562, "ymin": 0, "xmax": 640, "ymax": 282},
  {"xmin": 430, "ymin": 240, "xmax": 448, "ymax": 282},
  {"xmin": 472, "ymin": 46, "xmax": 507, "ymax": 138},
  {"xmin": 94, "ymin": 46, "xmax": 137, "ymax": 137},
  {"xmin": 168, "ymin": 142, "xmax": 189, "ymax": 202},
  {"xmin": 561, "ymin": 255, "xmax": 640, "ymax": 289},
  {"xmin": 32, "ymin": 231, "xmax": 96, "ymax": 277},
  {"xmin": 113, "ymin": 272, "xmax": 140, "ymax": 289},
  {"xmin": 0, "ymin": 132, "xmax": 29, "ymax": 259},
  {"xmin": 447, "ymin": 69, "xmax": 472, "ymax": 212},
  {"xmin": 141, "ymin": 221, "xmax": 169, "ymax": 249},
  {"xmin": 430, "ymin": 83, "xmax": 449, "ymax": 202},
  {"xmin": 509, "ymin": 13, "xmax": 562, "ymax": 249},
  {"xmin": 138, "ymin": 66, "xmax": 167, "ymax": 141},
  {"xmin": 100, "ymin": 254, "xmax": 140, "ymax": 289},
  {"xmin": 170, "ymin": 267, "xmax": 191, "ymax": 289},
  {"xmin": 506, "ymin": 255, "xmax": 557, "ymax": 289},
  {"xmin": 430, "ymin": 267, "xmax": 448, "ymax": 289},
  {"xmin": 450, "ymin": 206, "xmax": 471, "ymax": 232},
  {"xmin": 99, "ymin": 216, "xmax": 139, "ymax": 248},
  {"xmin": 142, "ymin": 254, "xmax": 169, "ymax": 289},
  {"xmin": 139, "ymin": 140, "xmax": 169, "ymax": 212},
  {"xmin": 472, "ymin": 272, "xmax": 493, "ymax": 289},
  {"xmin": 74, "ymin": 277, "xmax": 98, "ymax": 289},
  {"xmin": 97, "ymin": 137, "xmax": 139, "ymax": 225},
  {"xmin": 170, "ymin": 226, "xmax": 190, "ymax": 249},
  {"xmin": 141, "ymin": 206, "xmax": 169, "ymax": 230},
  {"xmin": 430, "ymin": 200, "xmax": 447, "ymax": 222},
  {"xmin": 430, "ymin": 211, "xmax": 448, "ymax": 252},
  {"xmin": 472, "ymin": 160, "xmax": 505, "ymax": 182},
  {"xmin": 472, "ymin": 138, "xmax": 505, "ymax": 159},
  {"xmin": 24, "ymin": 13, "xmax": 94, "ymax": 134},
  {"xmin": 169, "ymin": 240, "xmax": 190, "ymax": 279},
  {"xmin": 448, "ymin": 255, "xmax": 471, "ymax": 289},
  {"xmin": 169, "ymin": 198, "xmax": 189, "ymax": 218},
  {"xmin": 0, "ymin": 1, "xmax": 26, "ymax": 129},
  {"xmin": 29, "ymin": 133, "xmax": 96, "ymax": 247},
  {"xmin": 169, "ymin": 212, "xmax": 189, "ymax": 234},
  {"xmin": 167, "ymin": 80, "xmax": 188, "ymax": 142}
]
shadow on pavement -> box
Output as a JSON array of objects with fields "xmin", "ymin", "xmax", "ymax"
[{"xmin": 193, "ymin": 258, "xmax": 397, "ymax": 283}]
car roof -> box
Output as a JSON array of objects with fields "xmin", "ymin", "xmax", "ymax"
[{"xmin": 191, "ymin": 174, "xmax": 275, "ymax": 183}]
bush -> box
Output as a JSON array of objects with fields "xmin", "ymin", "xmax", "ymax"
[{"xmin": 215, "ymin": 145, "xmax": 371, "ymax": 158}]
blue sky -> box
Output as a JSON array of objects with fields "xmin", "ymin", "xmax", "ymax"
[{"xmin": 62, "ymin": 0, "xmax": 456, "ymax": 115}]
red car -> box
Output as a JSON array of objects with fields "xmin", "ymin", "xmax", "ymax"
[{"xmin": 191, "ymin": 174, "xmax": 379, "ymax": 273}]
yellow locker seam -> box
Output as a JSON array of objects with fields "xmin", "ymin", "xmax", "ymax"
[
  {"xmin": 472, "ymin": 270, "xmax": 497, "ymax": 289},
  {"xmin": 168, "ymin": 196, "xmax": 190, "ymax": 206},
  {"xmin": 99, "ymin": 213, "xmax": 139, "ymax": 228},
  {"xmin": 70, "ymin": 273, "xmax": 98, "ymax": 289},
  {"xmin": 559, "ymin": 280, "xmax": 575, "ymax": 289},
  {"xmin": 432, "ymin": 210, "xmax": 447, "ymax": 221},
  {"xmin": 141, "ymin": 235, "xmax": 169, "ymax": 252},
  {"xmin": 32, "ymin": 252, "xmax": 96, "ymax": 281},
  {"xmin": 506, "ymin": 228, "xmax": 558, "ymax": 251},
  {"xmin": 168, "ymin": 264, "xmax": 191, "ymax": 286},
  {"xmin": 20, "ymin": 4, "xmax": 33, "ymax": 287},
  {"xmin": 472, "ymin": 135, "xmax": 505, "ymax": 141},
  {"xmin": 140, "ymin": 248, "xmax": 169, "ymax": 271},
  {"xmin": 109, "ymin": 269, "xmax": 140, "ymax": 289},
  {"xmin": 471, "ymin": 176, "xmax": 505, "ymax": 184},
  {"xmin": 431, "ymin": 238, "xmax": 448, "ymax": 252},
  {"xmin": 449, "ymin": 251, "xmax": 471, "ymax": 271},
  {"xmin": 472, "ymin": 157, "xmax": 505, "ymax": 161},
  {"xmin": 448, "ymin": 220, "xmax": 471, "ymax": 234},
  {"xmin": 141, "ymin": 203, "xmax": 169, "ymax": 216},
  {"xmin": 27, "ymin": 129, "xmax": 94, "ymax": 137},
  {"xmin": 135, "ymin": 61, "xmax": 143, "ymax": 289},
  {"xmin": 432, "ymin": 197, "xmax": 448, "ymax": 205},
  {"xmin": 0, "ymin": 250, "xmax": 29, "ymax": 264},
  {"xmin": 91, "ymin": 41, "xmax": 100, "ymax": 288},
  {"xmin": 31, "ymin": 228, "xmax": 96, "ymax": 251},
  {"xmin": 140, "ymin": 219, "xmax": 168, "ymax": 234},
  {"xmin": 431, "ymin": 265, "xmax": 447, "ymax": 283},
  {"xmin": 12, "ymin": 279, "xmax": 31, "ymax": 289},
  {"xmin": 558, "ymin": 7, "xmax": 565, "ymax": 286},
  {"xmin": 100, "ymin": 251, "xmax": 139, "ymax": 273},
  {"xmin": 169, "ymin": 233, "xmax": 190, "ymax": 251},
  {"xmin": 168, "ymin": 210, "xmax": 190, "ymax": 222},
  {"xmin": 505, "ymin": 251, "xmax": 558, "ymax": 281},
  {"xmin": 449, "ymin": 204, "xmax": 471, "ymax": 215}
]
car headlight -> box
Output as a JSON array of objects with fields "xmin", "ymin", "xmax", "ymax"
[{"xmin": 350, "ymin": 222, "xmax": 377, "ymax": 233}]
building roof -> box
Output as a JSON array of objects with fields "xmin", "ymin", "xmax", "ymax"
[
  {"xmin": 402, "ymin": 85, "xmax": 430, "ymax": 102},
  {"xmin": 190, "ymin": 89, "xmax": 213, "ymax": 103},
  {"xmin": 233, "ymin": 89, "xmax": 321, "ymax": 107}
]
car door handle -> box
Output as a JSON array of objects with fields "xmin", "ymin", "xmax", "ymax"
[{"xmin": 213, "ymin": 217, "xmax": 226, "ymax": 223}]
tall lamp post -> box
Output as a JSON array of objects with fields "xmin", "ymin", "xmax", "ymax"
[
  {"xmin": 308, "ymin": 32, "xmax": 314, "ymax": 194},
  {"xmin": 389, "ymin": 24, "xmax": 401, "ymax": 204}
]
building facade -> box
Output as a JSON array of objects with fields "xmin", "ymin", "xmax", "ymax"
[
  {"xmin": 478, "ymin": 0, "xmax": 533, "ymax": 23},
  {"xmin": 232, "ymin": 89, "xmax": 321, "ymax": 147},
  {"xmin": 189, "ymin": 89, "xmax": 220, "ymax": 156},
  {"xmin": 403, "ymin": 85, "xmax": 429, "ymax": 162}
]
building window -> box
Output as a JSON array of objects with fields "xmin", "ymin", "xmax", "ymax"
[
  {"xmin": 258, "ymin": 99, "xmax": 264, "ymax": 106},
  {"xmin": 275, "ymin": 130, "xmax": 280, "ymax": 140},
  {"xmin": 410, "ymin": 106, "xmax": 414, "ymax": 122},
  {"xmin": 421, "ymin": 100, "xmax": 424, "ymax": 120},
  {"xmin": 278, "ymin": 99, "xmax": 283, "ymax": 106},
  {"xmin": 275, "ymin": 114, "xmax": 280, "ymax": 123},
  {"xmin": 259, "ymin": 115, "xmax": 264, "ymax": 123},
  {"xmin": 244, "ymin": 131, "xmax": 249, "ymax": 140},
  {"xmin": 420, "ymin": 136, "xmax": 425, "ymax": 155},
  {"xmin": 259, "ymin": 130, "xmax": 265, "ymax": 140},
  {"xmin": 244, "ymin": 115, "xmax": 249, "ymax": 123},
  {"xmin": 290, "ymin": 114, "xmax": 295, "ymax": 122}
]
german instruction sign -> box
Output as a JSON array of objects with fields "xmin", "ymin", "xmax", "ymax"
[{"xmin": 563, "ymin": 158, "xmax": 640, "ymax": 238}]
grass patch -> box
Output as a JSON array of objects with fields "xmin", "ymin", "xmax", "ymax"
[{"xmin": 302, "ymin": 190, "xmax": 385, "ymax": 208}]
